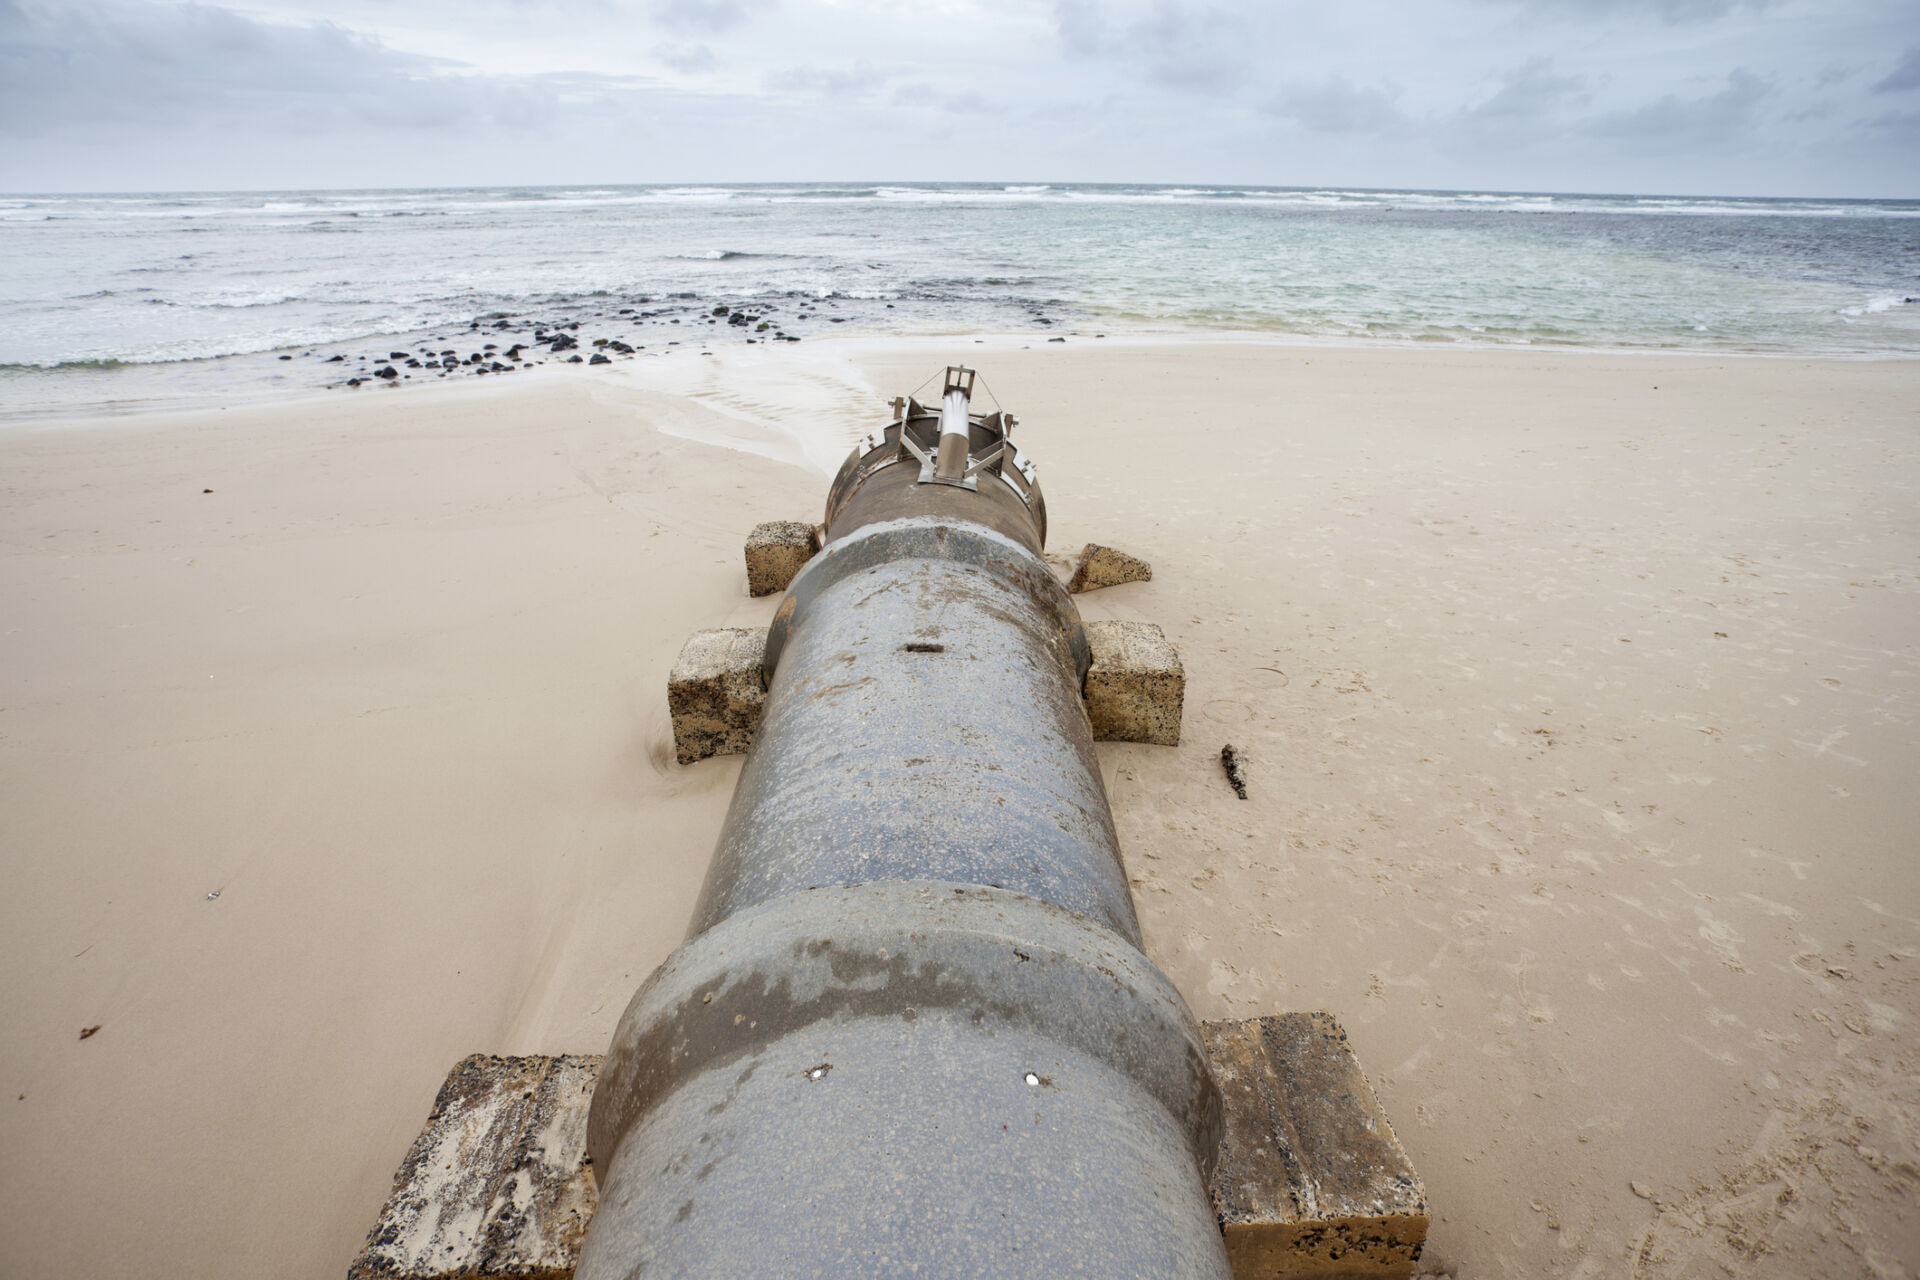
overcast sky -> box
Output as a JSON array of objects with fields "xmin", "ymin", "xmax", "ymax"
[{"xmin": 2, "ymin": 0, "xmax": 1916, "ymax": 196}]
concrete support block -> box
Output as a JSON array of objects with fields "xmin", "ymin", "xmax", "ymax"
[
  {"xmin": 670, "ymin": 621, "xmax": 1183, "ymax": 760},
  {"xmin": 1067, "ymin": 543, "xmax": 1153, "ymax": 593},
  {"xmin": 348, "ymin": 1054, "xmax": 601, "ymax": 1280},
  {"xmin": 1083, "ymin": 619, "xmax": 1184, "ymax": 746},
  {"xmin": 667, "ymin": 627, "xmax": 768, "ymax": 765},
  {"xmin": 355, "ymin": 1017, "xmax": 1425, "ymax": 1280},
  {"xmin": 744, "ymin": 521, "xmax": 821, "ymax": 597},
  {"xmin": 1201, "ymin": 1013, "xmax": 1429, "ymax": 1280}
]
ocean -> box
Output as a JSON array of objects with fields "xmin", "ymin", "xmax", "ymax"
[{"xmin": 2, "ymin": 183, "xmax": 1916, "ymax": 418}]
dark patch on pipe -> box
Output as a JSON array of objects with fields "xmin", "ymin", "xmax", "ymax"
[{"xmin": 588, "ymin": 884, "xmax": 1223, "ymax": 1176}]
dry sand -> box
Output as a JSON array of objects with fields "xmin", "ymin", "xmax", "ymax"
[{"xmin": 1, "ymin": 339, "xmax": 1915, "ymax": 1279}]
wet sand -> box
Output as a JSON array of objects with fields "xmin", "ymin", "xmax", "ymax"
[{"xmin": 2, "ymin": 340, "xmax": 1915, "ymax": 1278}]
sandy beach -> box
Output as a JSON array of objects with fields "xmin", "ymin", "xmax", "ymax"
[{"xmin": 2, "ymin": 339, "xmax": 1915, "ymax": 1279}]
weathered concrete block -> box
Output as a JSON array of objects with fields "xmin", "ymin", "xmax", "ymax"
[
  {"xmin": 358, "ymin": 1018, "xmax": 1425, "ymax": 1279},
  {"xmin": 1067, "ymin": 543, "xmax": 1152, "ymax": 593},
  {"xmin": 744, "ymin": 521, "xmax": 821, "ymax": 597},
  {"xmin": 348, "ymin": 1054, "xmax": 601, "ymax": 1280},
  {"xmin": 668, "ymin": 627, "xmax": 768, "ymax": 764},
  {"xmin": 1202, "ymin": 1013, "xmax": 1429, "ymax": 1280},
  {"xmin": 1083, "ymin": 619, "xmax": 1184, "ymax": 746}
]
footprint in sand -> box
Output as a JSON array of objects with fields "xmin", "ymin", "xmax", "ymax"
[{"xmin": 1694, "ymin": 906, "xmax": 1746, "ymax": 970}]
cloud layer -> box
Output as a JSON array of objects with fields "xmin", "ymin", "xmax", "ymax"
[{"xmin": 1, "ymin": 0, "xmax": 1914, "ymax": 194}]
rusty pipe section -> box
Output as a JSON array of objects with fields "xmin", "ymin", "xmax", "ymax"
[{"xmin": 579, "ymin": 374, "xmax": 1230, "ymax": 1280}]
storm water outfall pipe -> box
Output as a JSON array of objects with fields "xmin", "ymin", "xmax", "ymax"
[{"xmin": 576, "ymin": 371, "xmax": 1230, "ymax": 1279}]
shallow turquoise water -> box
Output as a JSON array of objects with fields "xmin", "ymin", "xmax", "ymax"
[{"xmin": 2, "ymin": 183, "xmax": 1915, "ymax": 415}]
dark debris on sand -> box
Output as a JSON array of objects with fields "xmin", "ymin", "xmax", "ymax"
[
  {"xmin": 1220, "ymin": 744, "xmax": 1249, "ymax": 800},
  {"xmin": 291, "ymin": 292, "xmax": 844, "ymax": 391},
  {"xmin": 283, "ymin": 290, "xmax": 1078, "ymax": 391}
]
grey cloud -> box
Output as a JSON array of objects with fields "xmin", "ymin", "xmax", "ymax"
[
  {"xmin": 1584, "ymin": 67, "xmax": 1770, "ymax": 151},
  {"xmin": 3, "ymin": 0, "xmax": 1914, "ymax": 197},
  {"xmin": 1480, "ymin": 0, "xmax": 1776, "ymax": 22},
  {"xmin": 1053, "ymin": 0, "xmax": 1103, "ymax": 57},
  {"xmin": 769, "ymin": 63, "xmax": 882, "ymax": 97},
  {"xmin": 1864, "ymin": 109, "xmax": 1920, "ymax": 140},
  {"xmin": 890, "ymin": 83, "xmax": 1001, "ymax": 116},
  {"xmin": 654, "ymin": 41, "xmax": 718, "ymax": 73},
  {"xmin": 651, "ymin": 0, "xmax": 769, "ymax": 34},
  {"xmin": 0, "ymin": 0, "xmax": 720, "ymax": 147},
  {"xmin": 1127, "ymin": 2, "xmax": 1247, "ymax": 91},
  {"xmin": 1051, "ymin": 0, "xmax": 1248, "ymax": 93},
  {"xmin": 1266, "ymin": 78, "xmax": 1406, "ymax": 134},
  {"xmin": 0, "ymin": 0, "xmax": 526, "ymax": 135},
  {"xmin": 1469, "ymin": 57, "xmax": 1591, "ymax": 118},
  {"xmin": 1871, "ymin": 47, "xmax": 1920, "ymax": 93}
]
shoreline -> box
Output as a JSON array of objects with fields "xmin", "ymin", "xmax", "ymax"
[
  {"xmin": 11, "ymin": 181, "xmax": 1916, "ymax": 422},
  {"xmin": 2, "ymin": 341, "xmax": 1915, "ymax": 1280},
  {"xmin": 6, "ymin": 325, "xmax": 1917, "ymax": 437}
]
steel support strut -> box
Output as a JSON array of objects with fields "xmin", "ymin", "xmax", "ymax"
[{"xmin": 578, "ymin": 372, "xmax": 1231, "ymax": 1280}]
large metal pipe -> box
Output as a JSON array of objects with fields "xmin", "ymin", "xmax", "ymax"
[{"xmin": 579, "ymin": 372, "xmax": 1230, "ymax": 1280}]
